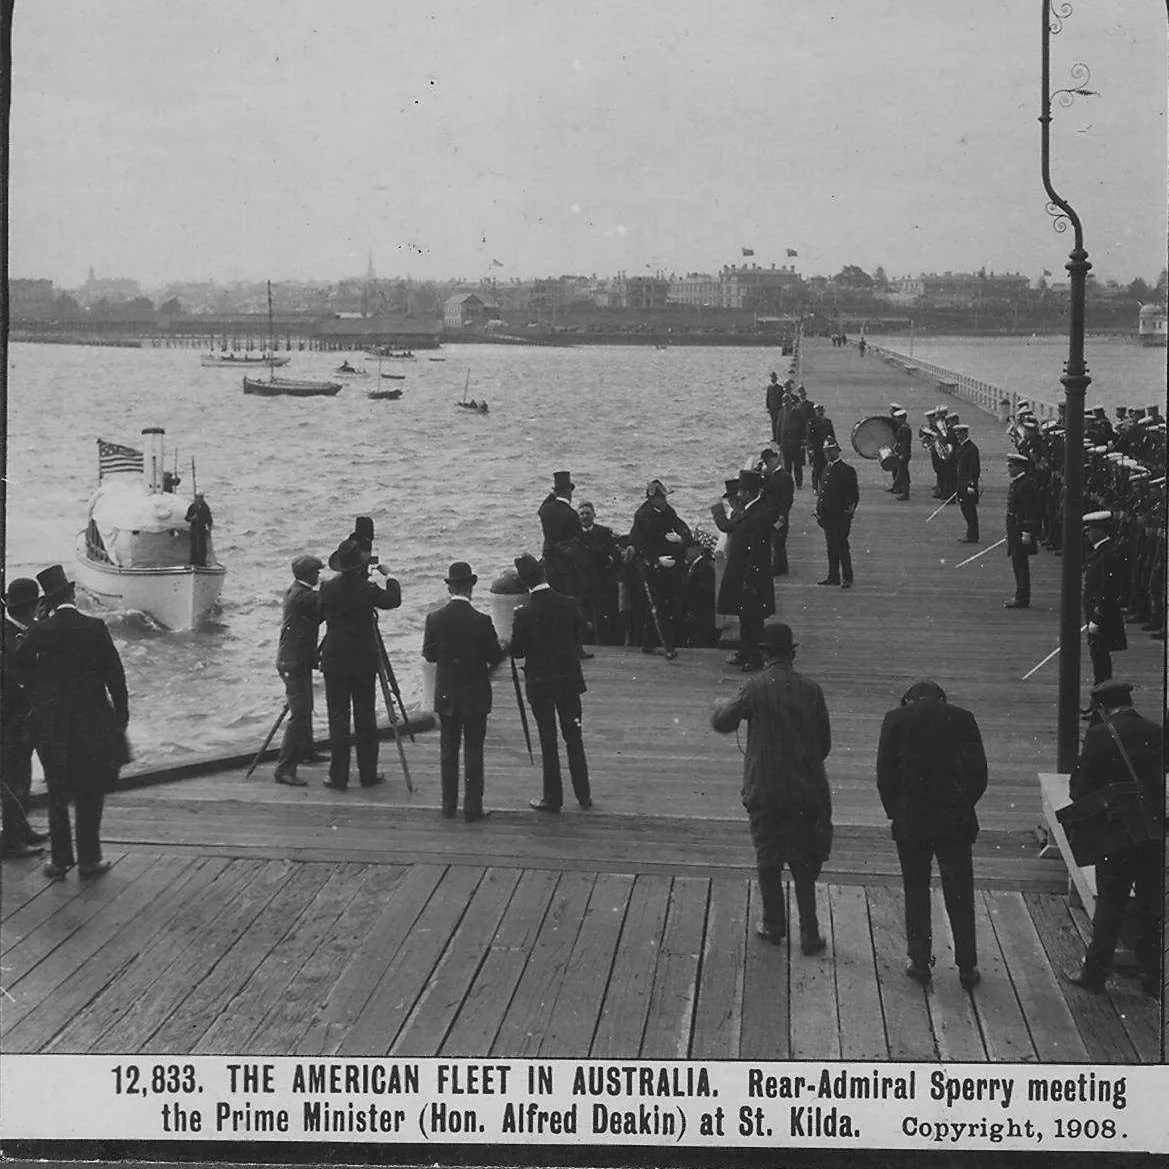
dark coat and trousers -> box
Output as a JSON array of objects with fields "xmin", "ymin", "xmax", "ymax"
[
  {"xmin": 538, "ymin": 495, "xmax": 585, "ymax": 599},
  {"xmin": 629, "ymin": 499, "xmax": 691, "ymax": 653},
  {"xmin": 422, "ymin": 597, "xmax": 504, "ymax": 817},
  {"xmin": 815, "ymin": 457, "xmax": 859, "ymax": 585},
  {"xmin": 1005, "ymin": 471, "xmax": 1040, "ymax": 605},
  {"xmin": 711, "ymin": 660, "xmax": 833, "ymax": 943},
  {"xmin": 762, "ymin": 465, "xmax": 795, "ymax": 575},
  {"xmin": 1069, "ymin": 706, "xmax": 1163, "ymax": 989},
  {"xmin": 318, "ymin": 570, "xmax": 402, "ymax": 787},
  {"xmin": 510, "ymin": 584, "xmax": 591, "ymax": 809},
  {"xmin": 1082, "ymin": 537, "xmax": 1127, "ymax": 683},
  {"xmin": 955, "ymin": 439, "xmax": 981, "ymax": 541},
  {"xmin": 2, "ymin": 614, "xmax": 38, "ymax": 847},
  {"xmin": 891, "ymin": 420, "xmax": 913, "ymax": 497},
  {"xmin": 274, "ymin": 580, "xmax": 322, "ymax": 780},
  {"xmin": 716, "ymin": 495, "xmax": 776, "ymax": 666},
  {"xmin": 877, "ymin": 695, "xmax": 988, "ymax": 974},
  {"xmin": 15, "ymin": 605, "xmax": 130, "ymax": 871}
]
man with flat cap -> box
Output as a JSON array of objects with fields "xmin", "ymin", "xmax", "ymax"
[
  {"xmin": 629, "ymin": 478, "xmax": 692, "ymax": 659},
  {"xmin": 510, "ymin": 553, "xmax": 592, "ymax": 813},
  {"xmin": 538, "ymin": 471, "xmax": 585, "ymax": 601},
  {"xmin": 1004, "ymin": 452, "xmax": 1040, "ymax": 609},
  {"xmin": 2, "ymin": 578, "xmax": 50, "ymax": 857},
  {"xmin": 711, "ymin": 623, "xmax": 832, "ymax": 954},
  {"xmin": 423, "ymin": 562, "xmax": 504, "ymax": 822},
  {"xmin": 954, "ymin": 424, "xmax": 981, "ymax": 542},
  {"xmin": 877, "ymin": 680, "xmax": 988, "ymax": 990},
  {"xmin": 1082, "ymin": 510, "xmax": 1126, "ymax": 683},
  {"xmin": 1064, "ymin": 679, "xmax": 1163, "ymax": 997},
  {"xmin": 273, "ymin": 554, "xmax": 325, "ymax": 787},
  {"xmin": 318, "ymin": 537, "xmax": 402, "ymax": 790},
  {"xmin": 15, "ymin": 565, "xmax": 130, "ymax": 879},
  {"xmin": 815, "ymin": 439, "xmax": 859, "ymax": 588},
  {"xmin": 717, "ymin": 469, "xmax": 776, "ymax": 672}
]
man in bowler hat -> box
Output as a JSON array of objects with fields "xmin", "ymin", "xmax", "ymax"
[
  {"xmin": 318, "ymin": 538, "xmax": 401, "ymax": 790},
  {"xmin": 422, "ymin": 562, "xmax": 505, "ymax": 822},
  {"xmin": 15, "ymin": 565, "xmax": 130, "ymax": 879},
  {"xmin": 273, "ymin": 554, "xmax": 326, "ymax": 787},
  {"xmin": 510, "ymin": 553, "xmax": 592, "ymax": 813},
  {"xmin": 711, "ymin": 623, "xmax": 833, "ymax": 954},
  {"xmin": 717, "ymin": 468, "xmax": 776, "ymax": 672},
  {"xmin": 876, "ymin": 680, "xmax": 988, "ymax": 990},
  {"xmin": 2, "ymin": 577, "xmax": 50, "ymax": 857}
]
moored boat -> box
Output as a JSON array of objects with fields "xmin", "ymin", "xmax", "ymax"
[
  {"xmin": 367, "ymin": 387, "xmax": 404, "ymax": 400},
  {"xmin": 381, "ymin": 372, "xmax": 406, "ymax": 380},
  {"xmin": 201, "ymin": 352, "xmax": 291, "ymax": 367},
  {"xmin": 73, "ymin": 428, "xmax": 226, "ymax": 630},
  {"xmin": 334, "ymin": 363, "xmax": 369, "ymax": 377},
  {"xmin": 242, "ymin": 283, "xmax": 343, "ymax": 396}
]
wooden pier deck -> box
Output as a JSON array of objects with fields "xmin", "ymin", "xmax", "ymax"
[{"xmin": 2, "ymin": 340, "xmax": 1163, "ymax": 1064}]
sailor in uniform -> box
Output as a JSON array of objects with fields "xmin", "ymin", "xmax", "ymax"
[
  {"xmin": 1082, "ymin": 511, "xmax": 1127, "ymax": 684},
  {"xmin": 815, "ymin": 440, "xmax": 859, "ymax": 589},
  {"xmin": 890, "ymin": 407, "xmax": 912, "ymax": 500},
  {"xmin": 953, "ymin": 424, "xmax": 981, "ymax": 542},
  {"xmin": 1003, "ymin": 453, "xmax": 1040, "ymax": 609}
]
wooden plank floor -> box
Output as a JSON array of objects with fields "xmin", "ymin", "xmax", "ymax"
[
  {"xmin": 2, "ymin": 851, "xmax": 1158, "ymax": 1062},
  {"xmin": 3, "ymin": 341, "xmax": 1161, "ymax": 1065}
]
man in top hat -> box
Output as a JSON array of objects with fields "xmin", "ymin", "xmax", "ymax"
[
  {"xmin": 710, "ymin": 477, "xmax": 745, "ymax": 534},
  {"xmin": 711, "ymin": 623, "xmax": 832, "ymax": 954},
  {"xmin": 806, "ymin": 403, "xmax": 836, "ymax": 494},
  {"xmin": 717, "ymin": 469, "xmax": 777, "ymax": 672},
  {"xmin": 1, "ymin": 578, "xmax": 50, "ymax": 857},
  {"xmin": 423, "ymin": 562, "xmax": 505, "ymax": 822},
  {"xmin": 758, "ymin": 448, "xmax": 794, "ymax": 576},
  {"xmin": 273, "ymin": 554, "xmax": 326, "ymax": 787},
  {"xmin": 1004, "ymin": 452, "xmax": 1040, "ymax": 609},
  {"xmin": 1082, "ymin": 511, "xmax": 1126, "ymax": 683},
  {"xmin": 629, "ymin": 479, "xmax": 692, "ymax": 659},
  {"xmin": 765, "ymin": 371, "xmax": 784, "ymax": 445},
  {"xmin": 814, "ymin": 439, "xmax": 859, "ymax": 588},
  {"xmin": 953, "ymin": 424, "xmax": 981, "ymax": 542},
  {"xmin": 890, "ymin": 407, "xmax": 912, "ymax": 501},
  {"xmin": 509, "ymin": 553, "xmax": 592, "ymax": 813},
  {"xmin": 877, "ymin": 680, "xmax": 988, "ymax": 990},
  {"xmin": 14, "ymin": 565, "xmax": 130, "ymax": 879},
  {"xmin": 185, "ymin": 491, "xmax": 214, "ymax": 567},
  {"xmin": 317, "ymin": 538, "xmax": 402, "ymax": 790},
  {"xmin": 1064, "ymin": 679, "xmax": 1163, "ymax": 997},
  {"xmin": 538, "ymin": 471, "xmax": 586, "ymax": 603}
]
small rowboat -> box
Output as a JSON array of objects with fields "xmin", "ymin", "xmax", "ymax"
[
  {"xmin": 381, "ymin": 372, "xmax": 406, "ymax": 380},
  {"xmin": 368, "ymin": 388, "xmax": 403, "ymax": 400},
  {"xmin": 334, "ymin": 364, "xmax": 369, "ymax": 377},
  {"xmin": 201, "ymin": 352, "xmax": 291, "ymax": 367},
  {"xmin": 457, "ymin": 399, "xmax": 489, "ymax": 414}
]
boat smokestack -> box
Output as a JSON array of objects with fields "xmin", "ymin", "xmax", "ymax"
[{"xmin": 141, "ymin": 427, "xmax": 166, "ymax": 493}]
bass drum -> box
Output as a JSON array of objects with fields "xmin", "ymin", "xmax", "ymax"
[
  {"xmin": 851, "ymin": 415, "xmax": 898, "ymax": 460},
  {"xmin": 877, "ymin": 445, "xmax": 898, "ymax": 471}
]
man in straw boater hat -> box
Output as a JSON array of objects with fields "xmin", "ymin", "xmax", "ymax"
[
  {"xmin": 317, "ymin": 536, "xmax": 401, "ymax": 790},
  {"xmin": 711, "ymin": 623, "xmax": 832, "ymax": 954},
  {"xmin": 422, "ymin": 561, "xmax": 505, "ymax": 822},
  {"xmin": 1082, "ymin": 510, "xmax": 1126, "ymax": 684},
  {"xmin": 1063, "ymin": 679, "xmax": 1163, "ymax": 998},
  {"xmin": 1003, "ymin": 452, "xmax": 1040, "ymax": 609},
  {"xmin": 1, "ymin": 577, "xmax": 50, "ymax": 858},
  {"xmin": 272, "ymin": 554, "xmax": 326, "ymax": 787},
  {"xmin": 14, "ymin": 565, "xmax": 130, "ymax": 879},
  {"xmin": 876, "ymin": 680, "xmax": 988, "ymax": 991},
  {"xmin": 509, "ymin": 553, "xmax": 592, "ymax": 814}
]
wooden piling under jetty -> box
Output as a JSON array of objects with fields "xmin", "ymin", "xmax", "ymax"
[{"xmin": 2, "ymin": 341, "xmax": 1163, "ymax": 1062}]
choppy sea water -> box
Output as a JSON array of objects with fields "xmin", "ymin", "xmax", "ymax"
[{"xmin": 6, "ymin": 335, "xmax": 1163, "ymax": 768}]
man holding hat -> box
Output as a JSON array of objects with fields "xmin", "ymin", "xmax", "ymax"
[
  {"xmin": 273, "ymin": 554, "xmax": 325, "ymax": 787},
  {"xmin": 877, "ymin": 680, "xmax": 988, "ymax": 990},
  {"xmin": 14, "ymin": 566, "xmax": 130, "ymax": 879},
  {"xmin": 954, "ymin": 424, "xmax": 981, "ymax": 542},
  {"xmin": 1064, "ymin": 679, "xmax": 1163, "ymax": 997},
  {"xmin": 510, "ymin": 554, "xmax": 592, "ymax": 813},
  {"xmin": 711, "ymin": 623, "xmax": 833, "ymax": 954},
  {"xmin": 629, "ymin": 479, "xmax": 692, "ymax": 658},
  {"xmin": 423, "ymin": 562, "xmax": 505, "ymax": 821},
  {"xmin": 1004, "ymin": 453, "xmax": 1040, "ymax": 609},
  {"xmin": 2, "ymin": 577, "xmax": 49, "ymax": 857},
  {"xmin": 318, "ymin": 538, "xmax": 402, "ymax": 790},
  {"xmin": 538, "ymin": 471, "xmax": 585, "ymax": 601},
  {"xmin": 814, "ymin": 440, "xmax": 859, "ymax": 588},
  {"xmin": 1082, "ymin": 510, "xmax": 1126, "ymax": 683},
  {"xmin": 717, "ymin": 469, "xmax": 776, "ymax": 671}
]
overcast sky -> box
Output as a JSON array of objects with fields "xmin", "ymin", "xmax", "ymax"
[{"xmin": 8, "ymin": 0, "xmax": 1166, "ymax": 288}]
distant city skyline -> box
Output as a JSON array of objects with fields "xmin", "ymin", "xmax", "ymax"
[{"xmin": 8, "ymin": 1, "xmax": 1165, "ymax": 288}]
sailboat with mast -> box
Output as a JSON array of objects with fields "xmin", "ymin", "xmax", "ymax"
[{"xmin": 242, "ymin": 282, "xmax": 343, "ymax": 397}]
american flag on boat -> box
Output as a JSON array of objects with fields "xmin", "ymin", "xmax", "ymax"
[{"xmin": 97, "ymin": 439, "xmax": 144, "ymax": 478}]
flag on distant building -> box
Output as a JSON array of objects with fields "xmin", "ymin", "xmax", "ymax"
[
  {"xmin": 741, "ymin": 247, "xmax": 755, "ymax": 257},
  {"xmin": 491, "ymin": 258, "xmax": 504, "ymax": 267},
  {"xmin": 786, "ymin": 248, "xmax": 799, "ymax": 258},
  {"xmin": 98, "ymin": 439, "xmax": 143, "ymax": 479}
]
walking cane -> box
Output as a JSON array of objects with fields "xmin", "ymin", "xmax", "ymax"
[
  {"xmin": 510, "ymin": 655, "xmax": 534, "ymax": 765},
  {"xmin": 638, "ymin": 559, "xmax": 671, "ymax": 652},
  {"xmin": 1021, "ymin": 624, "xmax": 1088, "ymax": 680},
  {"xmin": 925, "ymin": 492, "xmax": 958, "ymax": 523},
  {"xmin": 245, "ymin": 703, "xmax": 289, "ymax": 778},
  {"xmin": 375, "ymin": 655, "xmax": 414, "ymax": 791},
  {"xmin": 954, "ymin": 537, "xmax": 1006, "ymax": 567}
]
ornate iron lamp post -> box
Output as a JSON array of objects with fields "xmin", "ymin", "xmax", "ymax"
[{"xmin": 1039, "ymin": 0, "xmax": 1096, "ymax": 771}]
